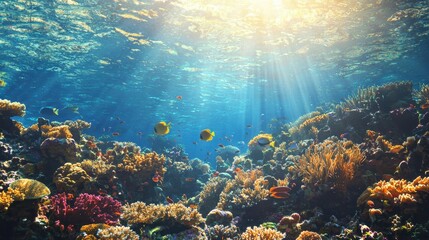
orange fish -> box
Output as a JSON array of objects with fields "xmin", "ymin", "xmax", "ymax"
[
  {"xmin": 367, "ymin": 200, "xmax": 375, "ymax": 208},
  {"xmin": 269, "ymin": 186, "xmax": 291, "ymax": 193},
  {"xmin": 176, "ymin": 96, "xmax": 182, "ymax": 101},
  {"xmin": 235, "ymin": 168, "xmax": 242, "ymax": 173},
  {"xmin": 212, "ymin": 171, "xmax": 219, "ymax": 177},
  {"xmin": 166, "ymin": 196, "xmax": 174, "ymax": 204},
  {"xmin": 189, "ymin": 204, "xmax": 198, "ymax": 209},
  {"xmin": 270, "ymin": 192, "xmax": 290, "ymax": 199},
  {"xmin": 421, "ymin": 103, "xmax": 429, "ymax": 110}
]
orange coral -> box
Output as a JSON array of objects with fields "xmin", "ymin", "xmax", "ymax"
[
  {"xmin": 240, "ymin": 226, "xmax": 285, "ymax": 240},
  {"xmin": 0, "ymin": 99, "xmax": 26, "ymax": 117},
  {"xmin": 291, "ymin": 139, "xmax": 364, "ymax": 193},
  {"xmin": 363, "ymin": 176, "xmax": 429, "ymax": 206}
]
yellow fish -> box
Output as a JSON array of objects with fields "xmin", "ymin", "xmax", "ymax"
[
  {"xmin": 154, "ymin": 121, "xmax": 170, "ymax": 135},
  {"xmin": 200, "ymin": 129, "xmax": 215, "ymax": 141},
  {"xmin": 0, "ymin": 79, "xmax": 6, "ymax": 87}
]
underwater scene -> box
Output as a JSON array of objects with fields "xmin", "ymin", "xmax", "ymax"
[{"xmin": 1, "ymin": 0, "xmax": 429, "ymax": 239}]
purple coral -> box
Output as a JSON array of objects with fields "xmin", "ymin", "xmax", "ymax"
[{"xmin": 50, "ymin": 193, "xmax": 121, "ymax": 231}]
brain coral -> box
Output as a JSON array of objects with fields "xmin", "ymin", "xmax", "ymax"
[{"xmin": 53, "ymin": 162, "xmax": 92, "ymax": 194}]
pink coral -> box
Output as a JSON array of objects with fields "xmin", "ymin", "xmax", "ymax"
[{"xmin": 50, "ymin": 193, "xmax": 121, "ymax": 231}]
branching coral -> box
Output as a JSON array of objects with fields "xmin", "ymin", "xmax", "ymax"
[
  {"xmin": 98, "ymin": 226, "xmax": 139, "ymax": 240},
  {"xmin": 0, "ymin": 188, "xmax": 25, "ymax": 212},
  {"xmin": 53, "ymin": 162, "xmax": 92, "ymax": 194},
  {"xmin": 291, "ymin": 139, "xmax": 364, "ymax": 193},
  {"xmin": 121, "ymin": 202, "xmax": 204, "ymax": 227},
  {"xmin": 240, "ymin": 226, "xmax": 285, "ymax": 240},
  {"xmin": 0, "ymin": 99, "xmax": 26, "ymax": 117},
  {"xmin": 50, "ymin": 193, "xmax": 122, "ymax": 231},
  {"xmin": 216, "ymin": 170, "xmax": 270, "ymax": 211},
  {"xmin": 415, "ymin": 84, "xmax": 429, "ymax": 105}
]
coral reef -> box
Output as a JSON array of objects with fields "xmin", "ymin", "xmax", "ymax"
[
  {"xmin": 53, "ymin": 163, "xmax": 92, "ymax": 194},
  {"xmin": 240, "ymin": 226, "xmax": 285, "ymax": 240},
  {"xmin": 0, "ymin": 99, "xmax": 26, "ymax": 117},
  {"xmin": 98, "ymin": 226, "xmax": 139, "ymax": 240},
  {"xmin": 296, "ymin": 230, "xmax": 322, "ymax": 240},
  {"xmin": 121, "ymin": 202, "xmax": 203, "ymax": 227},
  {"xmin": 0, "ymin": 188, "xmax": 25, "ymax": 212},
  {"xmin": 49, "ymin": 193, "xmax": 121, "ymax": 231},
  {"xmin": 291, "ymin": 138, "xmax": 365, "ymax": 194}
]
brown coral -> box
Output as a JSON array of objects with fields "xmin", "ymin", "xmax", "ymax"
[
  {"xmin": 43, "ymin": 125, "xmax": 73, "ymax": 139},
  {"xmin": 296, "ymin": 230, "xmax": 322, "ymax": 240},
  {"xmin": 240, "ymin": 226, "xmax": 285, "ymax": 240},
  {"xmin": 0, "ymin": 99, "xmax": 26, "ymax": 117},
  {"xmin": 122, "ymin": 202, "xmax": 204, "ymax": 227},
  {"xmin": 53, "ymin": 162, "xmax": 92, "ymax": 194},
  {"xmin": 291, "ymin": 139, "xmax": 364, "ymax": 193}
]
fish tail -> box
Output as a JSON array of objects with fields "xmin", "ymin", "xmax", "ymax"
[{"xmin": 211, "ymin": 131, "xmax": 215, "ymax": 137}]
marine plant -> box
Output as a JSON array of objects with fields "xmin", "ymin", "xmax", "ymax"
[
  {"xmin": 240, "ymin": 226, "xmax": 285, "ymax": 240},
  {"xmin": 291, "ymin": 138, "xmax": 365, "ymax": 193}
]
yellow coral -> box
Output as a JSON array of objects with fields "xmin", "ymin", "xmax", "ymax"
[
  {"xmin": 297, "ymin": 114, "xmax": 328, "ymax": 132},
  {"xmin": 291, "ymin": 139, "xmax": 364, "ymax": 193},
  {"xmin": 0, "ymin": 99, "xmax": 26, "ymax": 117},
  {"xmin": 121, "ymin": 202, "xmax": 204, "ymax": 227},
  {"xmin": 9, "ymin": 178, "xmax": 50, "ymax": 199},
  {"xmin": 53, "ymin": 162, "xmax": 92, "ymax": 194},
  {"xmin": 240, "ymin": 226, "xmax": 285, "ymax": 240},
  {"xmin": 296, "ymin": 230, "xmax": 322, "ymax": 240},
  {"xmin": 0, "ymin": 188, "xmax": 25, "ymax": 212}
]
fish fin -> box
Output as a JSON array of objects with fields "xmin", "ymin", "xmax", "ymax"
[
  {"xmin": 211, "ymin": 131, "xmax": 215, "ymax": 137},
  {"xmin": 53, "ymin": 108, "xmax": 59, "ymax": 115},
  {"xmin": 270, "ymin": 141, "xmax": 275, "ymax": 148}
]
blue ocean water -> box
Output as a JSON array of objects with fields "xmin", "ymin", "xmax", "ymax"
[{"xmin": 1, "ymin": 0, "xmax": 428, "ymax": 162}]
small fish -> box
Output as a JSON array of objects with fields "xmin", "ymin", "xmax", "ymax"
[
  {"xmin": 0, "ymin": 79, "xmax": 6, "ymax": 87},
  {"xmin": 234, "ymin": 150, "xmax": 240, "ymax": 154},
  {"xmin": 246, "ymin": 124, "xmax": 252, "ymax": 128},
  {"xmin": 112, "ymin": 132, "xmax": 120, "ymax": 136},
  {"xmin": 257, "ymin": 137, "xmax": 275, "ymax": 148},
  {"xmin": 200, "ymin": 129, "xmax": 215, "ymax": 141},
  {"xmin": 218, "ymin": 144, "xmax": 225, "ymax": 148},
  {"xmin": 40, "ymin": 107, "xmax": 59, "ymax": 116},
  {"xmin": 235, "ymin": 167, "xmax": 242, "ymax": 173},
  {"xmin": 212, "ymin": 171, "xmax": 220, "ymax": 177},
  {"xmin": 152, "ymin": 173, "xmax": 162, "ymax": 183},
  {"xmin": 421, "ymin": 103, "xmax": 429, "ymax": 110},
  {"xmin": 367, "ymin": 200, "xmax": 375, "ymax": 208},
  {"xmin": 184, "ymin": 177, "xmax": 195, "ymax": 182},
  {"xmin": 154, "ymin": 121, "xmax": 171, "ymax": 135},
  {"xmin": 340, "ymin": 132, "xmax": 349, "ymax": 139},
  {"xmin": 192, "ymin": 141, "xmax": 197, "ymax": 145},
  {"xmin": 176, "ymin": 95, "xmax": 182, "ymax": 100},
  {"xmin": 166, "ymin": 196, "xmax": 174, "ymax": 204},
  {"xmin": 270, "ymin": 192, "xmax": 290, "ymax": 199},
  {"xmin": 269, "ymin": 186, "xmax": 291, "ymax": 193},
  {"xmin": 62, "ymin": 106, "xmax": 80, "ymax": 114}
]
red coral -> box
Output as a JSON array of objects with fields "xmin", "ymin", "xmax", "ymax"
[{"xmin": 50, "ymin": 193, "xmax": 121, "ymax": 231}]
